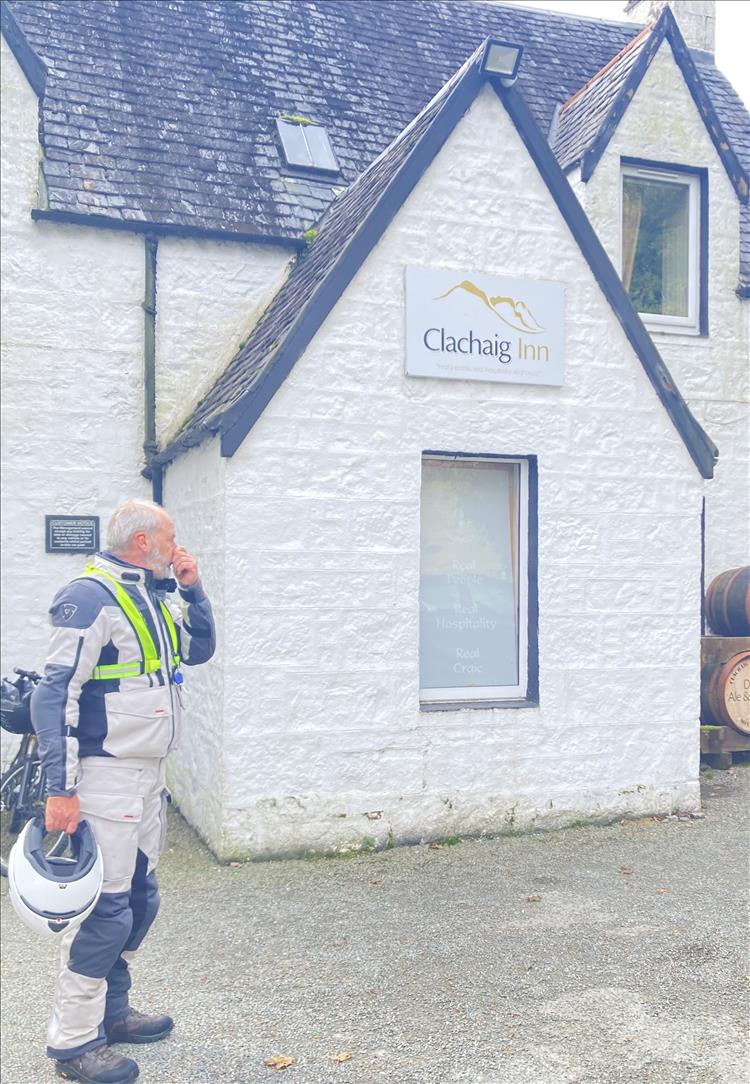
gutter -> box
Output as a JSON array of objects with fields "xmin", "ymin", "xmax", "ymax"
[{"xmin": 30, "ymin": 209, "xmax": 305, "ymax": 251}]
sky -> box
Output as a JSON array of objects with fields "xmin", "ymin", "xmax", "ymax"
[{"xmin": 504, "ymin": 0, "xmax": 750, "ymax": 106}]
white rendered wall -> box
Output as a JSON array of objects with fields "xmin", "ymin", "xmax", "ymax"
[
  {"xmin": 166, "ymin": 85, "xmax": 706, "ymax": 859},
  {"xmin": 155, "ymin": 237, "xmax": 291, "ymax": 445},
  {"xmin": 1, "ymin": 35, "xmax": 291, "ymax": 771},
  {"xmin": 1, "ymin": 36, "xmax": 147, "ymax": 766},
  {"xmin": 161, "ymin": 440, "xmax": 226, "ymax": 851},
  {"xmin": 570, "ymin": 40, "xmax": 749, "ymax": 584}
]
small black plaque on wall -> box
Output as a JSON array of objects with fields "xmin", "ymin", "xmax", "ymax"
[{"xmin": 45, "ymin": 515, "xmax": 100, "ymax": 554}]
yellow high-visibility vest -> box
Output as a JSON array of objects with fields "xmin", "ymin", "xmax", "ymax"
[{"xmin": 82, "ymin": 565, "xmax": 180, "ymax": 681}]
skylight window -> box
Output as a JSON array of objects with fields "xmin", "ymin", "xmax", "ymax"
[{"xmin": 276, "ymin": 117, "xmax": 339, "ymax": 174}]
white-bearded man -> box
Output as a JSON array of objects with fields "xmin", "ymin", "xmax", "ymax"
[{"xmin": 32, "ymin": 499, "xmax": 215, "ymax": 1084}]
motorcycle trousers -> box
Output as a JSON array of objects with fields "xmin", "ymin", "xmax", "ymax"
[{"xmin": 47, "ymin": 756, "xmax": 169, "ymax": 1061}]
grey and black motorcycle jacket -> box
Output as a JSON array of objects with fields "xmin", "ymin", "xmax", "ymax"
[{"xmin": 31, "ymin": 552, "xmax": 216, "ymax": 796}]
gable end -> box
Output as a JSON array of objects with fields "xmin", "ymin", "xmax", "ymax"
[
  {"xmin": 499, "ymin": 81, "xmax": 717, "ymax": 479},
  {"xmin": 578, "ymin": 9, "xmax": 748, "ymax": 204},
  {"xmin": 156, "ymin": 55, "xmax": 718, "ymax": 481}
]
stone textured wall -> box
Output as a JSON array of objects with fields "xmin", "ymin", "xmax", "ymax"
[
  {"xmin": 0, "ymin": 38, "xmax": 289, "ymax": 777},
  {"xmin": 165, "ymin": 84, "xmax": 706, "ymax": 859},
  {"xmin": 161, "ymin": 440, "xmax": 226, "ymax": 851},
  {"xmin": 1, "ymin": 36, "xmax": 147, "ymax": 762},
  {"xmin": 155, "ymin": 237, "xmax": 291, "ymax": 445},
  {"xmin": 571, "ymin": 40, "xmax": 749, "ymax": 585}
]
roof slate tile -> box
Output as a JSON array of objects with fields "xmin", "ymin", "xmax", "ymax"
[
  {"xmin": 5, "ymin": 0, "xmax": 747, "ymax": 282},
  {"xmin": 8, "ymin": 0, "xmax": 642, "ymax": 239}
]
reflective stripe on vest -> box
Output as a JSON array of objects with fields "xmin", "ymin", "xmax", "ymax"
[{"xmin": 82, "ymin": 566, "xmax": 181, "ymax": 680}]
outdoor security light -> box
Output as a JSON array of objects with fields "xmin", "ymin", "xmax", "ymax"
[{"xmin": 480, "ymin": 38, "xmax": 524, "ymax": 86}]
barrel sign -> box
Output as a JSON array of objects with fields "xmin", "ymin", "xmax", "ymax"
[
  {"xmin": 702, "ymin": 651, "xmax": 750, "ymax": 734},
  {"xmin": 705, "ymin": 567, "xmax": 750, "ymax": 636}
]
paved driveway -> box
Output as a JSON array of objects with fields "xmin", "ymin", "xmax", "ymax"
[{"xmin": 2, "ymin": 765, "xmax": 748, "ymax": 1084}]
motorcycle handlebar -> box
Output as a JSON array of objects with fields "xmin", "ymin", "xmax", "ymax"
[{"xmin": 12, "ymin": 667, "xmax": 42, "ymax": 682}]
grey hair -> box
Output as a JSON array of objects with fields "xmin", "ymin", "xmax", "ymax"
[{"xmin": 106, "ymin": 499, "xmax": 167, "ymax": 552}]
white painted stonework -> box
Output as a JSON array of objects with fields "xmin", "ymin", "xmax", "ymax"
[
  {"xmin": 3, "ymin": 18, "xmax": 743, "ymax": 856},
  {"xmin": 0, "ymin": 35, "xmax": 290, "ymax": 768},
  {"xmin": 160, "ymin": 439, "xmax": 226, "ymax": 846},
  {"xmin": 569, "ymin": 39, "xmax": 750, "ymax": 585},
  {"xmin": 155, "ymin": 237, "xmax": 291, "ymax": 445},
  {"xmin": 1, "ymin": 35, "xmax": 148, "ymax": 765},
  {"xmin": 163, "ymin": 85, "xmax": 706, "ymax": 860}
]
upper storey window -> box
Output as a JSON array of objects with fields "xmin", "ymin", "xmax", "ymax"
[
  {"xmin": 621, "ymin": 161, "xmax": 705, "ymax": 335},
  {"xmin": 276, "ymin": 117, "xmax": 339, "ymax": 175}
]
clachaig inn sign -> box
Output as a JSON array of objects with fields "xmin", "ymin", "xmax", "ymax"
[{"xmin": 405, "ymin": 266, "xmax": 565, "ymax": 386}]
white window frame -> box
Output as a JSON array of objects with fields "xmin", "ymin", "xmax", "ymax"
[
  {"xmin": 419, "ymin": 454, "xmax": 529, "ymax": 706},
  {"xmin": 620, "ymin": 164, "xmax": 701, "ymax": 335}
]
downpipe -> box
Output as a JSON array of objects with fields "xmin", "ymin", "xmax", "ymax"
[{"xmin": 141, "ymin": 235, "xmax": 162, "ymax": 503}]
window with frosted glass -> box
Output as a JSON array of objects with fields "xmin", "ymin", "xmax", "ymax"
[
  {"xmin": 621, "ymin": 167, "xmax": 699, "ymax": 329},
  {"xmin": 419, "ymin": 456, "xmax": 527, "ymax": 702}
]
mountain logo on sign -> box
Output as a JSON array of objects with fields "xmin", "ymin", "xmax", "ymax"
[{"xmin": 434, "ymin": 280, "xmax": 545, "ymax": 334}]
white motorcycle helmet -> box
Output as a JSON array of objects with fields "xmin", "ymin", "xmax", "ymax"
[{"xmin": 8, "ymin": 816, "xmax": 103, "ymax": 938}]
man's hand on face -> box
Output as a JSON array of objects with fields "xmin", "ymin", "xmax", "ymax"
[
  {"xmin": 172, "ymin": 546, "xmax": 199, "ymax": 587},
  {"xmin": 46, "ymin": 794, "xmax": 80, "ymax": 834}
]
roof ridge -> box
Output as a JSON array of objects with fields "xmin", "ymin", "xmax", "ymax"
[
  {"xmin": 561, "ymin": 21, "xmax": 652, "ymax": 112},
  {"xmin": 465, "ymin": 0, "xmax": 644, "ymax": 32}
]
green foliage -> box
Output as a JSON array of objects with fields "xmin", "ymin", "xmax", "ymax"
[
  {"xmin": 305, "ymin": 834, "xmax": 379, "ymax": 860},
  {"xmin": 280, "ymin": 113, "xmax": 315, "ymax": 126}
]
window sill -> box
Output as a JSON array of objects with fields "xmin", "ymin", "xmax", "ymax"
[
  {"xmin": 420, "ymin": 698, "xmax": 539, "ymax": 713},
  {"xmin": 640, "ymin": 317, "xmax": 704, "ymax": 338},
  {"xmin": 645, "ymin": 328, "xmax": 708, "ymax": 339}
]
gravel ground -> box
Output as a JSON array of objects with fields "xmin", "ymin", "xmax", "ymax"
[{"xmin": 1, "ymin": 765, "xmax": 748, "ymax": 1084}]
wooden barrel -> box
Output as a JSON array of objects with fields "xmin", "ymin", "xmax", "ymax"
[
  {"xmin": 705, "ymin": 567, "xmax": 750, "ymax": 636},
  {"xmin": 701, "ymin": 650, "xmax": 750, "ymax": 734}
]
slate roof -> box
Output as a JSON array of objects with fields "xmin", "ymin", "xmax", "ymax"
[
  {"xmin": 4, "ymin": 0, "xmax": 642, "ymax": 239},
  {"xmin": 4, "ymin": 1, "xmax": 747, "ymax": 281},
  {"xmin": 152, "ymin": 48, "xmax": 717, "ymax": 479},
  {"xmin": 552, "ymin": 24, "xmax": 654, "ymax": 171}
]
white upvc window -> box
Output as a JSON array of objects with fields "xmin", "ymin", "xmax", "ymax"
[
  {"xmin": 419, "ymin": 454, "xmax": 530, "ymax": 705},
  {"xmin": 620, "ymin": 164, "xmax": 701, "ymax": 334}
]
